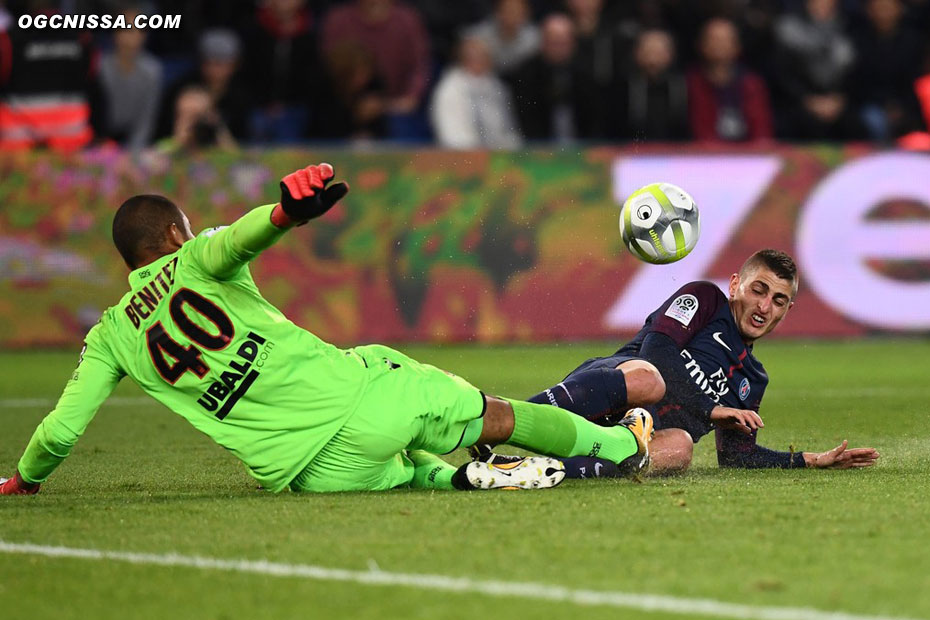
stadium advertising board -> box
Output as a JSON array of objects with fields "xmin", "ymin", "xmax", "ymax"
[{"xmin": 1, "ymin": 146, "xmax": 928, "ymax": 348}]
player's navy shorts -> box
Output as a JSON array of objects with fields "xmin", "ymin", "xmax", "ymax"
[
  {"xmin": 565, "ymin": 353, "xmax": 712, "ymax": 441},
  {"xmin": 564, "ymin": 354, "xmax": 642, "ymax": 379},
  {"xmin": 559, "ymin": 353, "xmax": 644, "ymax": 426}
]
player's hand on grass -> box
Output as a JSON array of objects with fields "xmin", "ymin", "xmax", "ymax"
[
  {"xmin": 277, "ymin": 163, "xmax": 349, "ymax": 224},
  {"xmin": 710, "ymin": 406, "xmax": 764, "ymax": 435},
  {"xmin": 803, "ymin": 440, "xmax": 880, "ymax": 469},
  {"xmin": 0, "ymin": 472, "xmax": 40, "ymax": 495}
]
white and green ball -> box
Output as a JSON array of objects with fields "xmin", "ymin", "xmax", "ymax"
[{"xmin": 619, "ymin": 182, "xmax": 700, "ymax": 264}]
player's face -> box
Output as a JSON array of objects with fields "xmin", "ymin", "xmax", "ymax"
[{"xmin": 728, "ymin": 266, "xmax": 795, "ymax": 343}]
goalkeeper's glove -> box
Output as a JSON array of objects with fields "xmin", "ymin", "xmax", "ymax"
[
  {"xmin": 274, "ymin": 163, "xmax": 349, "ymax": 226},
  {"xmin": 0, "ymin": 472, "xmax": 40, "ymax": 495}
]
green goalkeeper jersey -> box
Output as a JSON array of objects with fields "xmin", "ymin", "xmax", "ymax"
[{"xmin": 17, "ymin": 204, "xmax": 370, "ymax": 492}]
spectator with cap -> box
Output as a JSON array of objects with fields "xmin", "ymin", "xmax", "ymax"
[
  {"xmin": 321, "ymin": 0, "xmax": 431, "ymax": 140},
  {"xmin": 687, "ymin": 17, "xmax": 773, "ymax": 142},
  {"xmin": 430, "ymin": 35, "xmax": 521, "ymax": 149},
  {"xmin": 772, "ymin": 0, "xmax": 860, "ymax": 139},
  {"xmin": 97, "ymin": 6, "xmax": 163, "ymax": 150},
  {"xmin": 608, "ymin": 28, "xmax": 689, "ymax": 141},
  {"xmin": 465, "ymin": 0, "xmax": 540, "ymax": 74},
  {"xmin": 197, "ymin": 29, "xmax": 251, "ymax": 140},
  {"xmin": 156, "ymin": 28, "xmax": 251, "ymax": 142},
  {"xmin": 506, "ymin": 13, "xmax": 604, "ymax": 142}
]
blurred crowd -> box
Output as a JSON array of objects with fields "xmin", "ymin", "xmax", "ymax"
[{"xmin": 2, "ymin": 0, "xmax": 930, "ymax": 152}]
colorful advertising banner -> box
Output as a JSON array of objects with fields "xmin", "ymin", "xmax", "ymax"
[{"xmin": 1, "ymin": 146, "xmax": 928, "ymax": 349}]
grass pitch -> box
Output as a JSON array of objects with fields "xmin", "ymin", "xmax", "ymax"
[{"xmin": 1, "ymin": 340, "xmax": 928, "ymax": 620}]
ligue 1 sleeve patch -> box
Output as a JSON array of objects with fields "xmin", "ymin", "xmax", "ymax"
[{"xmin": 664, "ymin": 294, "xmax": 699, "ymax": 326}]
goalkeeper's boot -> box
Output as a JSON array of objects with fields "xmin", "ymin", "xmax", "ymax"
[
  {"xmin": 468, "ymin": 443, "xmax": 524, "ymax": 465},
  {"xmin": 615, "ymin": 407, "xmax": 655, "ymax": 477},
  {"xmin": 452, "ymin": 456, "xmax": 566, "ymax": 490}
]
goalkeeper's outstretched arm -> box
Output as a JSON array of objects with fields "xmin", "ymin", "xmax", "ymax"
[
  {"xmin": 1, "ymin": 324, "xmax": 124, "ymax": 495},
  {"xmin": 192, "ymin": 163, "xmax": 349, "ymax": 280}
]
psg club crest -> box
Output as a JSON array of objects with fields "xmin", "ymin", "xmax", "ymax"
[{"xmin": 738, "ymin": 378, "xmax": 751, "ymax": 401}]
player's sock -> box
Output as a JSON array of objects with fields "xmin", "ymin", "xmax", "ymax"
[
  {"xmin": 561, "ymin": 456, "xmax": 621, "ymax": 479},
  {"xmin": 407, "ymin": 450, "xmax": 457, "ymax": 490},
  {"xmin": 505, "ymin": 399, "xmax": 638, "ymax": 463},
  {"xmin": 527, "ymin": 368, "xmax": 628, "ymax": 425}
]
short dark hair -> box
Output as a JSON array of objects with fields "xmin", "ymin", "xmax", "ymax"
[
  {"xmin": 740, "ymin": 249, "xmax": 798, "ymax": 291},
  {"xmin": 112, "ymin": 194, "xmax": 185, "ymax": 268}
]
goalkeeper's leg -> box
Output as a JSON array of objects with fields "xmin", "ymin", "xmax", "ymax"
[
  {"xmin": 472, "ymin": 396, "xmax": 652, "ymax": 465},
  {"xmin": 407, "ymin": 450, "xmax": 457, "ymax": 490},
  {"xmin": 407, "ymin": 449, "xmax": 565, "ymax": 491}
]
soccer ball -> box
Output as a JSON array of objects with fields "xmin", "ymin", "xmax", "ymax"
[{"xmin": 619, "ymin": 182, "xmax": 700, "ymax": 264}]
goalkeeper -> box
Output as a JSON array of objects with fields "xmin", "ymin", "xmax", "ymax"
[{"xmin": 1, "ymin": 164, "xmax": 653, "ymax": 496}]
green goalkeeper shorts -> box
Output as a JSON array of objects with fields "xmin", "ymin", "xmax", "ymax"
[{"xmin": 289, "ymin": 344, "xmax": 485, "ymax": 492}]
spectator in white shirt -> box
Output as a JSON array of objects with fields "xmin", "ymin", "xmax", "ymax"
[{"xmin": 430, "ymin": 35, "xmax": 522, "ymax": 149}]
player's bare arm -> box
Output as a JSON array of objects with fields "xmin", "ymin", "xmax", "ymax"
[{"xmin": 803, "ymin": 441, "xmax": 880, "ymax": 469}]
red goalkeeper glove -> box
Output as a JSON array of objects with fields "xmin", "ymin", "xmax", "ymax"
[
  {"xmin": 272, "ymin": 163, "xmax": 349, "ymax": 227},
  {"xmin": 0, "ymin": 472, "xmax": 40, "ymax": 495}
]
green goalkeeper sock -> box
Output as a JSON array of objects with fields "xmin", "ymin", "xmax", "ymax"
[
  {"xmin": 506, "ymin": 399, "xmax": 638, "ymax": 463},
  {"xmin": 407, "ymin": 450, "xmax": 457, "ymax": 490}
]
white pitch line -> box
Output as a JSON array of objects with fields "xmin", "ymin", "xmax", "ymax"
[{"xmin": 0, "ymin": 541, "xmax": 920, "ymax": 620}]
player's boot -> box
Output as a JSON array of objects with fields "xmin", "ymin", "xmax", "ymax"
[
  {"xmin": 615, "ymin": 407, "xmax": 654, "ymax": 477},
  {"xmin": 467, "ymin": 443, "xmax": 524, "ymax": 465},
  {"xmin": 452, "ymin": 456, "xmax": 566, "ymax": 490}
]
